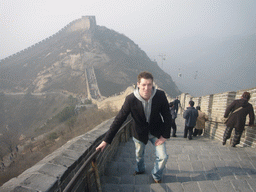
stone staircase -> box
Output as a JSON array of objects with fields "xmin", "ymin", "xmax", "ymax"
[{"xmin": 100, "ymin": 115, "xmax": 256, "ymax": 192}]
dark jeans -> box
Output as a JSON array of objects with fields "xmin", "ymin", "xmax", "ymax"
[
  {"xmin": 171, "ymin": 119, "xmax": 177, "ymax": 136},
  {"xmin": 223, "ymin": 127, "xmax": 244, "ymax": 146},
  {"xmin": 184, "ymin": 125, "xmax": 194, "ymax": 139},
  {"xmin": 193, "ymin": 128, "xmax": 203, "ymax": 136}
]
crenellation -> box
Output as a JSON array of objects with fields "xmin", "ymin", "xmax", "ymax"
[{"xmin": 181, "ymin": 87, "xmax": 256, "ymax": 148}]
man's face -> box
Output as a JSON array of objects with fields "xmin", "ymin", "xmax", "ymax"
[{"xmin": 137, "ymin": 78, "xmax": 153, "ymax": 101}]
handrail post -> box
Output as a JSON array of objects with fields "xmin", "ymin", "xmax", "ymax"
[
  {"xmin": 62, "ymin": 119, "xmax": 132, "ymax": 192},
  {"xmin": 92, "ymin": 159, "xmax": 102, "ymax": 192}
]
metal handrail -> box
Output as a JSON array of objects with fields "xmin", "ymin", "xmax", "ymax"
[
  {"xmin": 63, "ymin": 118, "xmax": 132, "ymax": 192},
  {"xmin": 63, "ymin": 150, "xmax": 100, "ymax": 192}
]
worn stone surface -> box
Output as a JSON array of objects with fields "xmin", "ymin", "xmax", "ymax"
[{"xmin": 101, "ymin": 115, "xmax": 256, "ymax": 192}]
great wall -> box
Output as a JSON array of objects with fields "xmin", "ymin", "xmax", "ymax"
[
  {"xmin": 1, "ymin": 85, "xmax": 255, "ymax": 191},
  {"xmin": 1, "ymin": 15, "xmax": 255, "ymax": 192}
]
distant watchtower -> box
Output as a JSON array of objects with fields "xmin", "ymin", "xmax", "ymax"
[{"xmin": 67, "ymin": 16, "xmax": 96, "ymax": 32}]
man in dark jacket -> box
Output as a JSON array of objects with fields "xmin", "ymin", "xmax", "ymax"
[
  {"xmin": 96, "ymin": 71, "xmax": 172, "ymax": 183},
  {"xmin": 222, "ymin": 91, "xmax": 255, "ymax": 147},
  {"xmin": 183, "ymin": 101, "xmax": 198, "ymax": 140},
  {"xmin": 169, "ymin": 102, "xmax": 177, "ymax": 137},
  {"xmin": 173, "ymin": 97, "xmax": 180, "ymax": 114}
]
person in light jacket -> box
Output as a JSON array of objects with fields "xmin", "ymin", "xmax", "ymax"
[
  {"xmin": 183, "ymin": 101, "xmax": 198, "ymax": 140},
  {"xmin": 96, "ymin": 71, "xmax": 172, "ymax": 183},
  {"xmin": 222, "ymin": 91, "xmax": 255, "ymax": 147},
  {"xmin": 193, "ymin": 106, "xmax": 208, "ymax": 136}
]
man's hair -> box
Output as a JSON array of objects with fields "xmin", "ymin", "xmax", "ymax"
[
  {"xmin": 189, "ymin": 100, "xmax": 194, "ymax": 107},
  {"xmin": 242, "ymin": 91, "xmax": 250, "ymax": 101},
  {"xmin": 196, "ymin": 106, "xmax": 200, "ymax": 110},
  {"xmin": 137, "ymin": 71, "xmax": 153, "ymax": 83}
]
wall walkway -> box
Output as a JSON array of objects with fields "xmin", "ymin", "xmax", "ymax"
[{"xmin": 101, "ymin": 115, "xmax": 256, "ymax": 191}]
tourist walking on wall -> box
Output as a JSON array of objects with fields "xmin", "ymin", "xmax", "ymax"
[
  {"xmin": 193, "ymin": 106, "xmax": 208, "ymax": 136},
  {"xmin": 183, "ymin": 101, "xmax": 198, "ymax": 140},
  {"xmin": 173, "ymin": 97, "xmax": 180, "ymax": 114},
  {"xmin": 96, "ymin": 71, "xmax": 172, "ymax": 183},
  {"xmin": 169, "ymin": 102, "xmax": 177, "ymax": 137},
  {"xmin": 222, "ymin": 91, "xmax": 255, "ymax": 147}
]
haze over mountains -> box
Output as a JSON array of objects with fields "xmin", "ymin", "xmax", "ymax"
[
  {"xmin": 1, "ymin": 15, "xmax": 255, "ymax": 99},
  {"xmin": 0, "ymin": 15, "xmax": 255, "ymax": 139},
  {"xmin": 151, "ymin": 34, "xmax": 256, "ymax": 97},
  {"xmin": 0, "ymin": 16, "xmax": 180, "ymax": 98}
]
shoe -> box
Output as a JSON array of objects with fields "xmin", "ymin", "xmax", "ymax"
[
  {"xmin": 188, "ymin": 137, "xmax": 192, "ymax": 140},
  {"xmin": 154, "ymin": 179, "xmax": 162, "ymax": 183},
  {"xmin": 222, "ymin": 140, "xmax": 226, "ymax": 145},
  {"xmin": 231, "ymin": 144, "xmax": 236, "ymax": 147},
  {"xmin": 172, "ymin": 135, "xmax": 177, "ymax": 137},
  {"xmin": 133, "ymin": 171, "xmax": 145, "ymax": 176}
]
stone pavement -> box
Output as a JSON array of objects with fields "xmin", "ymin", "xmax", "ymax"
[{"xmin": 101, "ymin": 115, "xmax": 256, "ymax": 192}]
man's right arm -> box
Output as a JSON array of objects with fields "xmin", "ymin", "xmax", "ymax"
[
  {"xmin": 96, "ymin": 141, "xmax": 108, "ymax": 152},
  {"xmin": 95, "ymin": 95, "xmax": 131, "ymax": 151}
]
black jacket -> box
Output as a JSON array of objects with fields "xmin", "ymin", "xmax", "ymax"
[{"xmin": 104, "ymin": 89, "xmax": 172, "ymax": 144}]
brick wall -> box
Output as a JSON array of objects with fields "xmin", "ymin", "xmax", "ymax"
[{"xmin": 182, "ymin": 87, "xmax": 256, "ymax": 148}]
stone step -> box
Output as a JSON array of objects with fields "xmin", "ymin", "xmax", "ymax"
[
  {"xmin": 102, "ymin": 178, "xmax": 256, "ymax": 192},
  {"xmin": 100, "ymin": 115, "xmax": 256, "ymax": 192}
]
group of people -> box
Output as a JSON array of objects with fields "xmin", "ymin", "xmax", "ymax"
[
  {"xmin": 96, "ymin": 71, "xmax": 255, "ymax": 183},
  {"xmin": 169, "ymin": 98, "xmax": 208, "ymax": 140}
]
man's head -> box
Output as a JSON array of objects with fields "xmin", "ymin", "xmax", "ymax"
[
  {"xmin": 137, "ymin": 71, "xmax": 154, "ymax": 101},
  {"xmin": 241, "ymin": 91, "xmax": 250, "ymax": 101},
  {"xmin": 137, "ymin": 71, "xmax": 154, "ymax": 83},
  {"xmin": 189, "ymin": 100, "xmax": 194, "ymax": 107},
  {"xmin": 196, "ymin": 106, "xmax": 200, "ymax": 110}
]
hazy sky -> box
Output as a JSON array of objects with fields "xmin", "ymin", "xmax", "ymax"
[{"xmin": 1, "ymin": 0, "xmax": 256, "ymax": 60}]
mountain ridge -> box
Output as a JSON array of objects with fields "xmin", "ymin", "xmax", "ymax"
[{"xmin": 0, "ymin": 16, "xmax": 180, "ymax": 98}]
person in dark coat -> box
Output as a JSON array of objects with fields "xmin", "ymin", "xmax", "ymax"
[
  {"xmin": 169, "ymin": 102, "xmax": 177, "ymax": 137},
  {"xmin": 222, "ymin": 91, "xmax": 255, "ymax": 147},
  {"xmin": 183, "ymin": 101, "xmax": 198, "ymax": 140},
  {"xmin": 173, "ymin": 97, "xmax": 180, "ymax": 114},
  {"xmin": 96, "ymin": 71, "xmax": 172, "ymax": 183}
]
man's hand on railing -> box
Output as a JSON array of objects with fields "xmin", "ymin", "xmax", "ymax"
[{"xmin": 96, "ymin": 141, "xmax": 108, "ymax": 152}]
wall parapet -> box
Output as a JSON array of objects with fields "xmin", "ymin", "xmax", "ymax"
[
  {"xmin": 0, "ymin": 117, "xmax": 132, "ymax": 192},
  {"xmin": 175, "ymin": 87, "xmax": 256, "ymax": 148}
]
